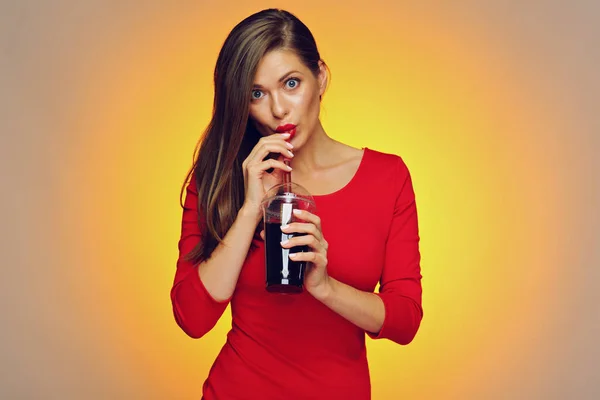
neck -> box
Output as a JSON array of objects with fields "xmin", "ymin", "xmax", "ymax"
[{"xmin": 289, "ymin": 121, "xmax": 338, "ymax": 175}]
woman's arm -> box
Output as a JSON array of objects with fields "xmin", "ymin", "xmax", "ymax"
[
  {"xmin": 311, "ymin": 277, "xmax": 386, "ymax": 334},
  {"xmin": 170, "ymin": 176, "xmax": 260, "ymax": 339},
  {"xmin": 171, "ymin": 134, "xmax": 294, "ymax": 339},
  {"xmin": 323, "ymin": 157, "xmax": 423, "ymax": 344},
  {"xmin": 286, "ymin": 157, "xmax": 423, "ymax": 345},
  {"xmin": 197, "ymin": 205, "xmax": 261, "ymax": 302}
]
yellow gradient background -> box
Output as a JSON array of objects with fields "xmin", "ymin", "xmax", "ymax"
[{"xmin": 2, "ymin": 1, "xmax": 598, "ymax": 399}]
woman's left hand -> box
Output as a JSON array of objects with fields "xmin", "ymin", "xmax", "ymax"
[{"xmin": 260, "ymin": 209, "xmax": 331, "ymax": 299}]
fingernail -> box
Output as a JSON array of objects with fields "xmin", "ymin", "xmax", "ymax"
[
  {"xmin": 289, "ymin": 253, "xmax": 298, "ymax": 259},
  {"xmin": 293, "ymin": 209, "xmax": 302, "ymax": 215},
  {"xmin": 281, "ymin": 239, "xmax": 289, "ymax": 246},
  {"xmin": 287, "ymin": 151, "xmax": 294, "ymax": 157},
  {"xmin": 286, "ymin": 142, "xmax": 294, "ymax": 149},
  {"xmin": 281, "ymin": 133, "xmax": 291, "ymax": 137}
]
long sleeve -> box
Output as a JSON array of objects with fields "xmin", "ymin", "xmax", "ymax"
[
  {"xmin": 170, "ymin": 174, "xmax": 229, "ymax": 339},
  {"xmin": 368, "ymin": 157, "xmax": 423, "ymax": 345}
]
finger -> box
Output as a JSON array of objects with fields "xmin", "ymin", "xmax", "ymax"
[
  {"xmin": 280, "ymin": 222, "xmax": 323, "ymax": 241},
  {"xmin": 266, "ymin": 132, "xmax": 293, "ymax": 145},
  {"xmin": 255, "ymin": 145, "xmax": 294, "ymax": 173},
  {"xmin": 264, "ymin": 152, "xmax": 286, "ymax": 174},
  {"xmin": 248, "ymin": 158, "xmax": 292, "ymax": 175},
  {"xmin": 242, "ymin": 135, "xmax": 291, "ymax": 166},
  {"xmin": 260, "ymin": 229, "xmax": 265, "ymax": 240},
  {"xmin": 281, "ymin": 234, "xmax": 323, "ymax": 252},
  {"xmin": 246, "ymin": 144, "xmax": 293, "ymax": 170},
  {"xmin": 292, "ymin": 209, "xmax": 322, "ymax": 230},
  {"xmin": 289, "ymin": 252, "xmax": 327, "ymax": 267},
  {"xmin": 245, "ymin": 134, "xmax": 293, "ymax": 166}
]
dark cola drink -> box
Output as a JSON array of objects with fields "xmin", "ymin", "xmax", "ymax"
[
  {"xmin": 264, "ymin": 222, "xmax": 308, "ymax": 293},
  {"xmin": 261, "ymin": 171, "xmax": 316, "ymax": 294}
]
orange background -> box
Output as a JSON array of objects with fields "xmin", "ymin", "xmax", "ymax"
[{"xmin": 2, "ymin": 1, "xmax": 598, "ymax": 399}]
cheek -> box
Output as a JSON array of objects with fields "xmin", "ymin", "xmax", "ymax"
[
  {"xmin": 294, "ymin": 87, "xmax": 319, "ymax": 116},
  {"xmin": 306, "ymin": 90, "xmax": 321, "ymax": 118},
  {"xmin": 249, "ymin": 106, "xmax": 270, "ymax": 132},
  {"xmin": 249, "ymin": 106, "xmax": 264, "ymax": 123}
]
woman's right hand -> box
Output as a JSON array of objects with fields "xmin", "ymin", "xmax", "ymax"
[{"xmin": 241, "ymin": 133, "xmax": 294, "ymax": 220}]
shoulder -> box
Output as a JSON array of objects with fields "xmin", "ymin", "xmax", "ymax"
[
  {"xmin": 360, "ymin": 149, "xmax": 417, "ymax": 212},
  {"xmin": 360, "ymin": 148, "xmax": 415, "ymax": 202},
  {"xmin": 363, "ymin": 147, "xmax": 410, "ymax": 177}
]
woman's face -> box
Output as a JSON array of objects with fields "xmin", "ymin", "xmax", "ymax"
[{"xmin": 248, "ymin": 49, "xmax": 326, "ymax": 147}]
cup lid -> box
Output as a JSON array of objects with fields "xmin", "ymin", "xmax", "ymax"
[{"xmin": 261, "ymin": 182, "xmax": 315, "ymax": 207}]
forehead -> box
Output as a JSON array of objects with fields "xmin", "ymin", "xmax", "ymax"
[{"xmin": 253, "ymin": 49, "xmax": 307, "ymax": 83}]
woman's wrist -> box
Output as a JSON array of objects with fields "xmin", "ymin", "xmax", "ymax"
[
  {"xmin": 239, "ymin": 203, "xmax": 262, "ymax": 223},
  {"xmin": 308, "ymin": 275, "xmax": 335, "ymax": 303}
]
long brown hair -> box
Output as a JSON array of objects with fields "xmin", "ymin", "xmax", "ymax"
[{"xmin": 180, "ymin": 9, "xmax": 326, "ymax": 264}]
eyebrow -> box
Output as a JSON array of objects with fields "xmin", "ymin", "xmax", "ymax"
[{"xmin": 252, "ymin": 71, "xmax": 301, "ymax": 89}]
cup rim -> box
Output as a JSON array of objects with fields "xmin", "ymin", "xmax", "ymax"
[{"xmin": 261, "ymin": 191, "xmax": 316, "ymax": 206}]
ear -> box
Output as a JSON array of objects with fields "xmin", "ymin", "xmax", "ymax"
[{"xmin": 317, "ymin": 60, "xmax": 328, "ymax": 97}]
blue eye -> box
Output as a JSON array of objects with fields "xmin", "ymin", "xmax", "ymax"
[
  {"xmin": 286, "ymin": 78, "xmax": 300, "ymax": 89},
  {"xmin": 251, "ymin": 90, "xmax": 263, "ymax": 100}
]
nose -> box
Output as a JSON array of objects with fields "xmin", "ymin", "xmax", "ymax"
[{"xmin": 270, "ymin": 92, "xmax": 289, "ymax": 119}]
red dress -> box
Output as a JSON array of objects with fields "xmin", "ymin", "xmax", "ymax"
[{"xmin": 171, "ymin": 148, "xmax": 423, "ymax": 399}]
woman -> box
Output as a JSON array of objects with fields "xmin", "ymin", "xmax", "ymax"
[{"xmin": 170, "ymin": 8, "xmax": 423, "ymax": 399}]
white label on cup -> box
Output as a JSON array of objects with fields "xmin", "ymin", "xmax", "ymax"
[
  {"xmin": 281, "ymin": 203, "xmax": 293, "ymax": 279},
  {"xmin": 281, "ymin": 202, "xmax": 293, "ymax": 226}
]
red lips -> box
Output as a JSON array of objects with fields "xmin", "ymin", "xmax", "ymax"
[{"xmin": 275, "ymin": 124, "xmax": 297, "ymax": 139}]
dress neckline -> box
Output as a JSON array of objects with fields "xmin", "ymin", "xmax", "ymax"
[{"xmin": 310, "ymin": 147, "xmax": 369, "ymax": 199}]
